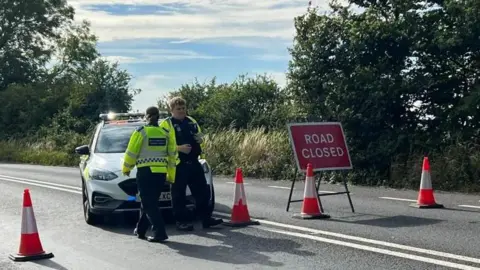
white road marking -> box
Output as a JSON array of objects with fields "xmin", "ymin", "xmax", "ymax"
[
  {"xmin": 379, "ymin": 196, "xmax": 417, "ymax": 202},
  {"xmin": 2, "ymin": 174, "xmax": 480, "ymax": 268},
  {"xmin": 258, "ymin": 227, "xmax": 480, "ymax": 270},
  {"xmin": 226, "ymin": 181, "xmax": 249, "ymax": 185},
  {"xmin": 0, "ymin": 177, "xmax": 82, "ymax": 194},
  {"xmin": 319, "ymin": 190, "xmax": 339, "ymax": 194},
  {"xmin": 213, "ymin": 211, "xmax": 480, "ymax": 265},
  {"xmin": 0, "ymin": 174, "xmax": 82, "ymax": 190},
  {"xmin": 268, "ymin": 185, "xmax": 291, "ymax": 190},
  {"xmin": 254, "ymin": 185, "xmax": 343, "ymax": 195},
  {"xmin": 458, "ymin": 205, "xmax": 480, "ymax": 210}
]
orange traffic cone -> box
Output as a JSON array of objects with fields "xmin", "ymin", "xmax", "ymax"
[
  {"xmin": 293, "ymin": 163, "xmax": 330, "ymax": 219},
  {"xmin": 410, "ymin": 157, "xmax": 444, "ymax": 209},
  {"xmin": 223, "ymin": 168, "xmax": 260, "ymax": 227},
  {"xmin": 9, "ymin": 189, "xmax": 54, "ymax": 262}
]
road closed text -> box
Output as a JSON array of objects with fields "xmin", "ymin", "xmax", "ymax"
[
  {"xmin": 301, "ymin": 134, "xmax": 345, "ymax": 158},
  {"xmin": 288, "ymin": 122, "xmax": 352, "ymax": 171}
]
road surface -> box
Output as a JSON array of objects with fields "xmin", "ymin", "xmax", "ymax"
[{"xmin": 0, "ymin": 163, "xmax": 479, "ymax": 270}]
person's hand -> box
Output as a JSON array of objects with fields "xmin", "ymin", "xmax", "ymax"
[
  {"xmin": 178, "ymin": 144, "xmax": 192, "ymax": 154},
  {"xmin": 123, "ymin": 170, "xmax": 130, "ymax": 177},
  {"xmin": 194, "ymin": 133, "xmax": 204, "ymax": 144}
]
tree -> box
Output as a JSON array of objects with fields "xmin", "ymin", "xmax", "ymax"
[
  {"xmin": 0, "ymin": 2, "xmax": 140, "ymax": 138},
  {"xmin": 157, "ymin": 77, "xmax": 219, "ymax": 116},
  {"xmin": 0, "ymin": 0, "xmax": 75, "ymax": 90},
  {"xmin": 160, "ymin": 74, "xmax": 293, "ymax": 130},
  {"xmin": 286, "ymin": 0, "xmax": 480, "ymax": 184}
]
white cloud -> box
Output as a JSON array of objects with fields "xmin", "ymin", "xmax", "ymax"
[
  {"xmin": 250, "ymin": 70, "xmax": 287, "ymax": 87},
  {"xmin": 68, "ymin": 0, "xmax": 332, "ymax": 43},
  {"xmin": 252, "ymin": 54, "xmax": 290, "ymax": 61},
  {"xmin": 129, "ymin": 73, "xmax": 180, "ymax": 111},
  {"xmin": 170, "ymin": 39, "xmax": 192, "ymax": 44},
  {"xmin": 100, "ymin": 48, "xmax": 226, "ymax": 63},
  {"xmin": 101, "ymin": 55, "xmax": 138, "ymax": 64},
  {"xmin": 266, "ymin": 71, "xmax": 287, "ymax": 87}
]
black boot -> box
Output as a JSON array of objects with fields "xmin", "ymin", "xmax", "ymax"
[
  {"xmin": 133, "ymin": 228, "xmax": 146, "ymax": 240},
  {"xmin": 147, "ymin": 235, "xmax": 169, "ymax": 243},
  {"xmin": 202, "ymin": 217, "xmax": 223, "ymax": 229}
]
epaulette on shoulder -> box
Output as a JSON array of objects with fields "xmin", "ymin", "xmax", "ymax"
[{"xmin": 136, "ymin": 126, "xmax": 145, "ymax": 132}]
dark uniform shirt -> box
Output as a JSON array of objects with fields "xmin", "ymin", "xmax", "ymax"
[{"xmin": 169, "ymin": 117, "xmax": 201, "ymax": 162}]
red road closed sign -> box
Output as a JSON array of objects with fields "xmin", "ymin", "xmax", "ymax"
[{"xmin": 287, "ymin": 122, "xmax": 352, "ymax": 172}]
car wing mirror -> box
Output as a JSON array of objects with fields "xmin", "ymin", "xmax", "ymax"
[{"xmin": 75, "ymin": 145, "xmax": 90, "ymax": 155}]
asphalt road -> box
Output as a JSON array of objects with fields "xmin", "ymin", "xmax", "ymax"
[{"xmin": 0, "ymin": 163, "xmax": 479, "ymax": 270}]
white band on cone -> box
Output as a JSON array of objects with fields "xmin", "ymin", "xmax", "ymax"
[
  {"xmin": 304, "ymin": 175, "xmax": 316, "ymax": 198},
  {"xmin": 420, "ymin": 171, "xmax": 433, "ymax": 189},
  {"xmin": 234, "ymin": 183, "xmax": 247, "ymax": 205},
  {"xmin": 21, "ymin": 207, "xmax": 39, "ymax": 234}
]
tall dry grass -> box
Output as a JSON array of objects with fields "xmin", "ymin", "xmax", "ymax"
[
  {"xmin": 1, "ymin": 128, "xmax": 479, "ymax": 192},
  {"xmin": 203, "ymin": 128, "xmax": 296, "ymax": 179}
]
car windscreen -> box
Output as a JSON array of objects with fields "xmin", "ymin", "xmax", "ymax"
[{"xmin": 95, "ymin": 124, "xmax": 143, "ymax": 153}]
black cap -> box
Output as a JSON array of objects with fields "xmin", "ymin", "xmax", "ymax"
[{"xmin": 145, "ymin": 106, "xmax": 159, "ymax": 118}]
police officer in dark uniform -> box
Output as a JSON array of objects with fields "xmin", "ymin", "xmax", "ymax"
[
  {"xmin": 162, "ymin": 97, "xmax": 223, "ymax": 231},
  {"xmin": 122, "ymin": 106, "xmax": 177, "ymax": 242}
]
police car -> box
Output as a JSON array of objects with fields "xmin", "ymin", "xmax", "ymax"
[{"xmin": 74, "ymin": 112, "xmax": 215, "ymax": 225}]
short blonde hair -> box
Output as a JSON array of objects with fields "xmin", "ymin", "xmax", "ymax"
[{"xmin": 168, "ymin": 96, "xmax": 186, "ymax": 111}]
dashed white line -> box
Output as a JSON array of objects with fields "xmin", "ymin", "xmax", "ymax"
[
  {"xmin": 225, "ymin": 181, "xmax": 249, "ymax": 185},
  {"xmin": 379, "ymin": 196, "xmax": 417, "ymax": 202},
  {"xmin": 0, "ymin": 174, "xmax": 82, "ymax": 190},
  {"xmin": 268, "ymin": 185, "xmax": 291, "ymax": 190},
  {"xmin": 0, "ymin": 176, "xmax": 82, "ymax": 194},
  {"xmin": 267, "ymin": 186, "xmax": 345, "ymax": 194},
  {"xmin": 379, "ymin": 197, "xmax": 480, "ymax": 210}
]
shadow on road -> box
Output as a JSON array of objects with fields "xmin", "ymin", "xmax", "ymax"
[
  {"xmin": 94, "ymin": 211, "xmax": 188, "ymax": 237},
  {"xmin": 32, "ymin": 259, "xmax": 69, "ymax": 270},
  {"xmin": 325, "ymin": 213, "xmax": 443, "ymax": 228},
  {"xmin": 90, "ymin": 203, "xmax": 315, "ymax": 267},
  {"xmin": 164, "ymin": 226, "xmax": 315, "ymax": 267}
]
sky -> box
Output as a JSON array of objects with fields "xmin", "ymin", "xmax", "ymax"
[{"xmin": 68, "ymin": 0, "xmax": 335, "ymax": 112}]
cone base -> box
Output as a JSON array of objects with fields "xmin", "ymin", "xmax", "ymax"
[
  {"xmin": 293, "ymin": 213, "xmax": 331, "ymax": 219},
  {"xmin": 409, "ymin": 203, "xmax": 444, "ymax": 209},
  {"xmin": 9, "ymin": 251, "xmax": 54, "ymax": 262},
  {"xmin": 223, "ymin": 220, "xmax": 260, "ymax": 227}
]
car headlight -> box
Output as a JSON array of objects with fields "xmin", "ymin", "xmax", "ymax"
[
  {"xmin": 201, "ymin": 162, "xmax": 210, "ymax": 173},
  {"xmin": 89, "ymin": 168, "xmax": 118, "ymax": 181}
]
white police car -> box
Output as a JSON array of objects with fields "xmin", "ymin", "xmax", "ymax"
[{"xmin": 74, "ymin": 112, "xmax": 215, "ymax": 225}]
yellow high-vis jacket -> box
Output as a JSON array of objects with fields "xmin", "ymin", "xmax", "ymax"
[
  {"xmin": 122, "ymin": 123, "xmax": 178, "ymax": 184},
  {"xmin": 159, "ymin": 116, "xmax": 206, "ymax": 160}
]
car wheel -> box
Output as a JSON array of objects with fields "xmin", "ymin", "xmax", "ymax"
[{"xmin": 82, "ymin": 180, "xmax": 103, "ymax": 225}]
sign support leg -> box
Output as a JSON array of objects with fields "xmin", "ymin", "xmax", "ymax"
[
  {"xmin": 342, "ymin": 172, "xmax": 355, "ymax": 213},
  {"xmin": 315, "ymin": 173, "xmax": 324, "ymax": 213},
  {"xmin": 286, "ymin": 168, "xmax": 298, "ymax": 212}
]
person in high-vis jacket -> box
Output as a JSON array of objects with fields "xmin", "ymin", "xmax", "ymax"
[
  {"xmin": 160, "ymin": 96, "xmax": 223, "ymax": 231},
  {"xmin": 122, "ymin": 106, "xmax": 177, "ymax": 242}
]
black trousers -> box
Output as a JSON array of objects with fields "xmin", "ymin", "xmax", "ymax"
[
  {"xmin": 171, "ymin": 160, "xmax": 211, "ymax": 223},
  {"xmin": 135, "ymin": 167, "xmax": 167, "ymax": 238}
]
